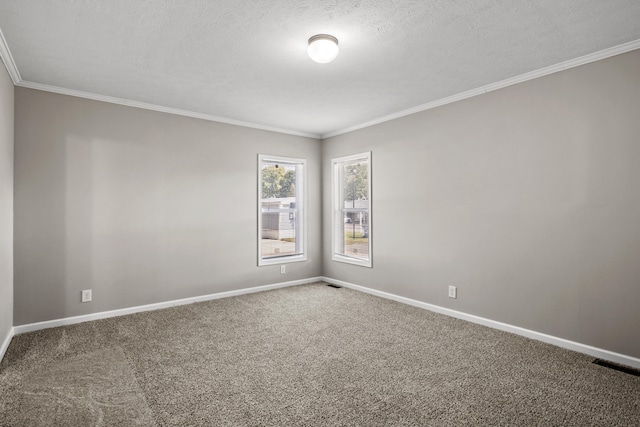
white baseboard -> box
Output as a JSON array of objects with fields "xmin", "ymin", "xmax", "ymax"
[
  {"xmin": 0, "ymin": 326, "xmax": 15, "ymax": 363},
  {"xmin": 13, "ymin": 277, "xmax": 323, "ymax": 336},
  {"xmin": 8, "ymin": 275, "xmax": 640, "ymax": 370},
  {"xmin": 321, "ymin": 276, "xmax": 640, "ymax": 370}
]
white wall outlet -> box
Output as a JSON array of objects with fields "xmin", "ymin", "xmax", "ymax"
[
  {"xmin": 448, "ymin": 286, "xmax": 457, "ymax": 299},
  {"xmin": 280, "ymin": 265, "xmax": 286, "ymax": 274},
  {"xmin": 81, "ymin": 289, "xmax": 92, "ymax": 303}
]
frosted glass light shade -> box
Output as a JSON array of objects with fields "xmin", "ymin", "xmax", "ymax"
[{"xmin": 307, "ymin": 34, "xmax": 339, "ymax": 63}]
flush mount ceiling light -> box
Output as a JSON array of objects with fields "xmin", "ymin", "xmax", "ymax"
[{"xmin": 307, "ymin": 34, "xmax": 339, "ymax": 63}]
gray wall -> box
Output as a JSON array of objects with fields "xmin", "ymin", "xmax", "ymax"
[
  {"xmin": 14, "ymin": 88, "xmax": 322, "ymax": 325},
  {"xmin": 322, "ymin": 50, "xmax": 640, "ymax": 359},
  {"xmin": 0, "ymin": 65, "xmax": 13, "ymax": 343}
]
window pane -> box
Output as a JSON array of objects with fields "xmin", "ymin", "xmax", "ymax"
[
  {"xmin": 342, "ymin": 211, "xmax": 369, "ymax": 259},
  {"xmin": 342, "ymin": 162, "xmax": 368, "ymax": 205},
  {"xmin": 261, "ymin": 211, "xmax": 298, "ymax": 257},
  {"xmin": 260, "ymin": 205, "xmax": 300, "ymax": 258},
  {"xmin": 261, "ymin": 163, "xmax": 296, "ymax": 199}
]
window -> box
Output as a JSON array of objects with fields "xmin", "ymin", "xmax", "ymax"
[
  {"xmin": 258, "ymin": 155, "xmax": 306, "ymax": 266},
  {"xmin": 332, "ymin": 152, "xmax": 371, "ymax": 267}
]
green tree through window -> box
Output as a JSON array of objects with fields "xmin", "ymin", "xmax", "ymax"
[
  {"xmin": 343, "ymin": 162, "xmax": 368, "ymax": 203},
  {"xmin": 261, "ymin": 165, "xmax": 296, "ymax": 198}
]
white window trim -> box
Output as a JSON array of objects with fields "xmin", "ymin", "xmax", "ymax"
[
  {"xmin": 258, "ymin": 154, "xmax": 307, "ymax": 266},
  {"xmin": 332, "ymin": 152, "xmax": 372, "ymax": 268}
]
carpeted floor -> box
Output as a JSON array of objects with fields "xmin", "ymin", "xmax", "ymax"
[{"xmin": 1, "ymin": 282, "xmax": 638, "ymax": 426}]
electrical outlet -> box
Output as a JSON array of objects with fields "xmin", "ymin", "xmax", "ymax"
[
  {"xmin": 81, "ymin": 289, "xmax": 92, "ymax": 303},
  {"xmin": 280, "ymin": 265, "xmax": 286, "ymax": 274},
  {"xmin": 448, "ymin": 286, "xmax": 457, "ymax": 299}
]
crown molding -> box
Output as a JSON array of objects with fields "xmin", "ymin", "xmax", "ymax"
[
  {"xmin": 16, "ymin": 81, "xmax": 320, "ymax": 139},
  {"xmin": 0, "ymin": 27, "xmax": 21, "ymax": 84},
  {"xmin": 0, "ymin": 23, "xmax": 319, "ymax": 139},
  {"xmin": 322, "ymin": 38, "xmax": 640, "ymax": 139},
  {"xmin": 0, "ymin": 26, "xmax": 318, "ymax": 139},
  {"xmin": 2, "ymin": 22, "xmax": 638, "ymax": 141}
]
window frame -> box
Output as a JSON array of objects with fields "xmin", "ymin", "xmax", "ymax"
[
  {"xmin": 257, "ymin": 154, "xmax": 307, "ymax": 266},
  {"xmin": 331, "ymin": 152, "xmax": 372, "ymax": 268}
]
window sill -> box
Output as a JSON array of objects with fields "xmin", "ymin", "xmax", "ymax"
[
  {"xmin": 332, "ymin": 254, "xmax": 372, "ymax": 268},
  {"xmin": 259, "ymin": 254, "xmax": 307, "ymax": 267}
]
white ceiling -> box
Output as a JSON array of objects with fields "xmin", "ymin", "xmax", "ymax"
[{"xmin": 1, "ymin": 0, "xmax": 640, "ymax": 138}]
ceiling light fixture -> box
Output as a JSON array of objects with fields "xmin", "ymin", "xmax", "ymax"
[{"xmin": 307, "ymin": 34, "xmax": 339, "ymax": 64}]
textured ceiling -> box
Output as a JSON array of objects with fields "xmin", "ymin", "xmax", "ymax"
[{"xmin": 1, "ymin": 0, "xmax": 640, "ymax": 138}]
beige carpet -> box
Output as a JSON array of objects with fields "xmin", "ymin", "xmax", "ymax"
[
  {"xmin": 2, "ymin": 346, "xmax": 153, "ymax": 425},
  {"xmin": 1, "ymin": 282, "xmax": 638, "ymax": 426}
]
